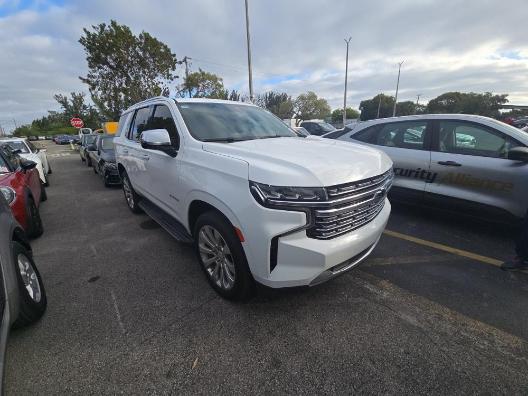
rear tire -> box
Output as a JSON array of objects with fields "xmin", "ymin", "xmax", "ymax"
[
  {"xmin": 12, "ymin": 242, "xmax": 47, "ymax": 328},
  {"xmin": 121, "ymin": 171, "xmax": 142, "ymax": 214},
  {"xmin": 194, "ymin": 211, "xmax": 254, "ymax": 301},
  {"xmin": 47, "ymin": 165, "xmax": 52, "ymax": 174},
  {"xmin": 26, "ymin": 197, "xmax": 43, "ymax": 238}
]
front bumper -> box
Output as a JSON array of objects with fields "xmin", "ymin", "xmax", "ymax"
[{"xmin": 247, "ymin": 199, "xmax": 391, "ymax": 288}]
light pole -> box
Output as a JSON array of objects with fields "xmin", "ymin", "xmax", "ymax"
[
  {"xmin": 244, "ymin": 0, "xmax": 254, "ymax": 102},
  {"xmin": 415, "ymin": 94, "xmax": 421, "ymax": 114},
  {"xmin": 392, "ymin": 60, "xmax": 404, "ymax": 117},
  {"xmin": 343, "ymin": 37, "xmax": 352, "ymax": 127},
  {"xmin": 376, "ymin": 93, "xmax": 382, "ymax": 118}
]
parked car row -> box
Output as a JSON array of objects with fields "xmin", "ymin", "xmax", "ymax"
[
  {"xmin": 0, "ymin": 145, "xmax": 48, "ymax": 391},
  {"xmin": 78, "ymin": 133, "xmax": 121, "ymax": 187},
  {"xmin": 53, "ymin": 135, "xmax": 80, "ymax": 145}
]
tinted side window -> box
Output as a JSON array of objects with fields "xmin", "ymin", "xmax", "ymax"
[
  {"xmin": 371, "ymin": 121, "xmax": 428, "ymax": 150},
  {"xmin": 128, "ymin": 107, "xmax": 152, "ymax": 141},
  {"xmin": 116, "ymin": 113, "xmax": 131, "ymax": 137},
  {"xmin": 150, "ymin": 105, "xmax": 180, "ymax": 149},
  {"xmin": 0, "ymin": 151, "xmax": 9, "ymax": 173},
  {"xmin": 352, "ymin": 125, "xmax": 380, "ymax": 143},
  {"xmin": 438, "ymin": 120, "xmax": 520, "ymax": 159},
  {"xmin": 0, "ymin": 147, "xmax": 19, "ymax": 169}
]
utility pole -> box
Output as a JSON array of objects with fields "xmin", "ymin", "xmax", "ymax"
[
  {"xmin": 244, "ymin": 0, "xmax": 254, "ymax": 102},
  {"xmin": 343, "ymin": 37, "xmax": 352, "ymax": 127},
  {"xmin": 392, "ymin": 60, "xmax": 404, "ymax": 117},
  {"xmin": 13, "ymin": 118, "xmax": 18, "ymax": 130},
  {"xmin": 415, "ymin": 94, "xmax": 421, "ymax": 114},
  {"xmin": 376, "ymin": 94, "xmax": 382, "ymax": 118},
  {"xmin": 182, "ymin": 56, "xmax": 192, "ymax": 98}
]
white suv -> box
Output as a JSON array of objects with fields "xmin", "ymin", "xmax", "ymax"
[{"xmin": 114, "ymin": 97, "xmax": 393, "ymax": 300}]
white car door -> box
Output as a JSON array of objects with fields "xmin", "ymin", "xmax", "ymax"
[
  {"xmin": 344, "ymin": 120, "xmax": 433, "ymax": 199},
  {"xmin": 141, "ymin": 103, "xmax": 184, "ymax": 221},
  {"xmin": 426, "ymin": 119, "xmax": 528, "ymax": 219}
]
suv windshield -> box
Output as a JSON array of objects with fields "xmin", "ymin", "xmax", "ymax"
[
  {"xmin": 177, "ymin": 102, "xmax": 297, "ymax": 142},
  {"xmin": 2, "ymin": 141, "xmax": 29, "ymax": 154}
]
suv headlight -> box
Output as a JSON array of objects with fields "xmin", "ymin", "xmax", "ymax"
[
  {"xmin": 250, "ymin": 181, "xmax": 327, "ymax": 207},
  {"xmin": 0, "ymin": 186, "xmax": 16, "ymax": 205}
]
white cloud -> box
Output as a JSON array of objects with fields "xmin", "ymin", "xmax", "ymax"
[{"xmin": 1, "ymin": 0, "xmax": 527, "ymax": 131}]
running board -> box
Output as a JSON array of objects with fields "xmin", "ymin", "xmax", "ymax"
[{"xmin": 138, "ymin": 200, "xmax": 194, "ymax": 243}]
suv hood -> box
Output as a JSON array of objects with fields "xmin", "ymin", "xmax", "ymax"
[{"xmin": 203, "ymin": 137, "xmax": 392, "ymax": 186}]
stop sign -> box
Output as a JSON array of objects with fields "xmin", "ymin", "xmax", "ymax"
[{"xmin": 70, "ymin": 117, "xmax": 84, "ymax": 128}]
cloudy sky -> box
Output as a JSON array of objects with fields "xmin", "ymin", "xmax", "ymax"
[{"xmin": 0, "ymin": 0, "xmax": 527, "ymax": 131}]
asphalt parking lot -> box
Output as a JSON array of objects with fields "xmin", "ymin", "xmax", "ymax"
[{"xmin": 5, "ymin": 142, "xmax": 528, "ymax": 394}]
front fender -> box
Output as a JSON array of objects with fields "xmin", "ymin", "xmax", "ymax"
[{"xmin": 183, "ymin": 190, "xmax": 244, "ymax": 234}]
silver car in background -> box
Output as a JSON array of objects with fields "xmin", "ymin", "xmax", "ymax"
[
  {"xmin": 0, "ymin": 194, "xmax": 47, "ymax": 392},
  {"xmin": 333, "ymin": 114, "xmax": 528, "ymax": 222}
]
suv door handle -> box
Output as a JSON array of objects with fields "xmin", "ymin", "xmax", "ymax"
[
  {"xmin": 122, "ymin": 149, "xmax": 129, "ymax": 154},
  {"xmin": 141, "ymin": 154, "xmax": 150, "ymax": 161},
  {"xmin": 438, "ymin": 161, "xmax": 462, "ymax": 167}
]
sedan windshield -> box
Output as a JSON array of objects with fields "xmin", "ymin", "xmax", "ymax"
[
  {"xmin": 177, "ymin": 102, "xmax": 297, "ymax": 142},
  {"xmin": 319, "ymin": 122, "xmax": 337, "ymax": 133},
  {"xmin": 3, "ymin": 141, "xmax": 29, "ymax": 153}
]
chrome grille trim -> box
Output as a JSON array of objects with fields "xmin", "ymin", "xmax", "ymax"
[{"xmin": 307, "ymin": 169, "xmax": 393, "ymax": 240}]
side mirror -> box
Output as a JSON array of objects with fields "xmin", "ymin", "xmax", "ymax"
[
  {"xmin": 508, "ymin": 147, "xmax": 528, "ymax": 162},
  {"xmin": 140, "ymin": 129, "xmax": 177, "ymax": 157},
  {"xmin": 20, "ymin": 159, "xmax": 37, "ymax": 171}
]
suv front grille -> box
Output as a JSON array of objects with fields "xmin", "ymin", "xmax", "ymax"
[{"xmin": 307, "ymin": 169, "xmax": 393, "ymax": 240}]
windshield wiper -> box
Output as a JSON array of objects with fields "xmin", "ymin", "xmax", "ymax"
[{"xmin": 202, "ymin": 137, "xmax": 253, "ymax": 143}]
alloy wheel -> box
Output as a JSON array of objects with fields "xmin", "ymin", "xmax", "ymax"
[
  {"xmin": 17, "ymin": 253, "xmax": 42, "ymax": 303},
  {"xmin": 198, "ymin": 225, "xmax": 236, "ymax": 290},
  {"xmin": 122, "ymin": 176, "xmax": 134, "ymax": 208}
]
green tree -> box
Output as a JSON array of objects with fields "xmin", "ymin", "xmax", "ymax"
[
  {"xmin": 359, "ymin": 94, "xmax": 395, "ymax": 120},
  {"xmin": 79, "ymin": 20, "xmax": 179, "ymax": 120},
  {"xmin": 331, "ymin": 107, "xmax": 360, "ymax": 123},
  {"xmin": 256, "ymin": 91, "xmax": 294, "ymax": 119},
  {"xmin": 178, "ymin": 69, "xmax": 226, "ymax": 98},
  {"xmin": 293, "ymin": 91, "xmax": 331, "ymax": 125},
  {"xmin": 53, "ymin": 92, "xmax": 101, "ymax": 128},
  {"xmin": 426, "ymin": 92, "xmax": 508, "ymax": 117},
  {"xmin": 395, "ymin": 101, "xmax": 417, "ymax": 117}
]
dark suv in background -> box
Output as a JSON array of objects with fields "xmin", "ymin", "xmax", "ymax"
[{"xmin": 299, "ymin": 120, "xmax": 337, "ymax": 136}]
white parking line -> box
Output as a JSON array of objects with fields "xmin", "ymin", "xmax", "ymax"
[{"xmin": 110, "ymin": 290, "xmax": 126, "ymax": 335}]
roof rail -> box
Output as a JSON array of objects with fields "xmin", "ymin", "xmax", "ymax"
[{"xmin": 134, "ymin": 96, "xmax": 169, "ymax": 106}]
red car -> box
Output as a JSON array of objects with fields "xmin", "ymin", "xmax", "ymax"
[{"xmin": 0, "ymin": 146, "xmax": 45, "ymax": 237}]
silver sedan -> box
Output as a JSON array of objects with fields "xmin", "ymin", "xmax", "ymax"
[{"xmin": 332, "ymin": 114, "xmax": 528, "ymax": 222}]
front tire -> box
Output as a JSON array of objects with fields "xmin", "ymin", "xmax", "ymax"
[
  {"xmin": 12, "ymin": 242, "xmax": 47, "ymax": 328},
  {"xmin": 194, "ymin": 211, "xmax": 254, "ymax": 301},
  {"xmin": 40, "ymin": 182, "xmax": 47, "ymax": 202},
  {"xmin": 121, "ymin": 171, "xmax": 142, "ymax": 213},
  {"xmin": 26, "ymin": 197, "xmax": 43, "ymax": 238}
]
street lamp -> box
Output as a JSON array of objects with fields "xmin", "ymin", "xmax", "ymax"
[
  {"xmin": 244, "ymin": 0, "xmax": 254, "ymax": 102},
  {"xmin": 343, "ymin": 37, "xmax": 352, "ymax": 127},
  {"xmin": 392, "ymin": 60, "xmax": 404, "ymax": 117}
]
